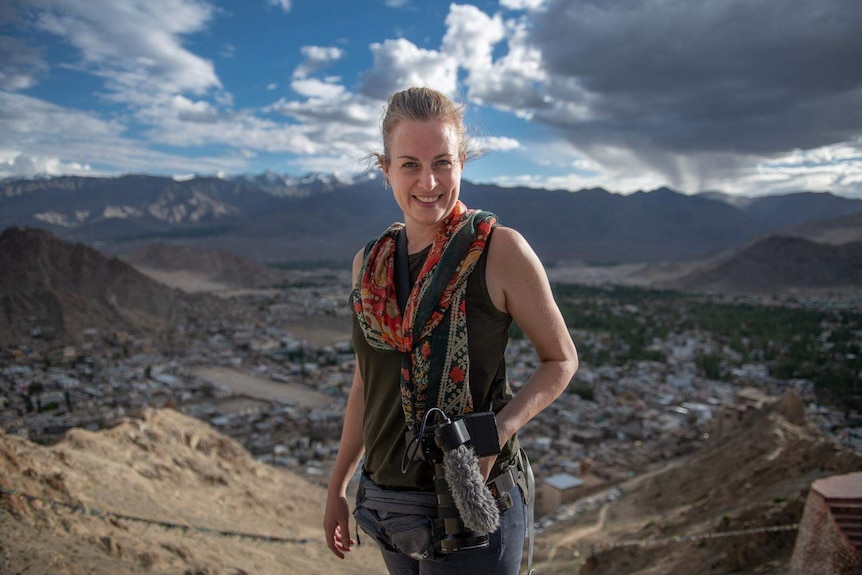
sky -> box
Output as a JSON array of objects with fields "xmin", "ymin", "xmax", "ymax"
[{"xmin": 1, "ymin": 0, "xmax": 862, "ymax": 198}]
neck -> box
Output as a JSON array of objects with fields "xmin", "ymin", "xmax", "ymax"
[{"xmin": 404, "ymin": 221, "xmax": 443, "ymax": 254}]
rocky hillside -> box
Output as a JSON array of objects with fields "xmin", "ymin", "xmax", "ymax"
[
  {"xmin": 533, "ymin": 392, "xmax": 862, "ymax": 574},
  {"xmin": 3, "ymin": 393, "xmax": 858, "ymax": 574},
  {"xmin": 0, "ymin": 227, "xmax": 238, "ymax": 347},
  {"xmin": 0, "ymin": 408, "xmax": 384, "ymax": 574}
]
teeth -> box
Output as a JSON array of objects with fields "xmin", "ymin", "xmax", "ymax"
[{"xmin": 415, "ymin": 195, "xmax": 440, "ymax": 203}]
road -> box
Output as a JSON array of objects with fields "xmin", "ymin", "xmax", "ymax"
[{"xmin": 192, "ymin": 366, "xmax": 333, "ymax": 408}]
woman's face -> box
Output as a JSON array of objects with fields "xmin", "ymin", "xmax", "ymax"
[{"xmin": 383, "ymin": 119, "xmax": 464, "ymax": 230}]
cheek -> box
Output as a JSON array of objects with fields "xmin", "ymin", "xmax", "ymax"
[{"xmin": 447, "ymin": 168, "xmax": 462, "ymax": 189}]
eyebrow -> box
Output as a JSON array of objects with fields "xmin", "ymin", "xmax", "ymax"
[{"xmin": 395, "ymin": 153, "xmax": 454, "ymax": 161}]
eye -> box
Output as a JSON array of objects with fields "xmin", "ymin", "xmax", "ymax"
[
  {"xmin": 435, "ymin": 159, "xmax": 453, "ymax": 167},
  {"xmin": 400, "ymin": 161, "xmax": 417, "ymax": 169}
]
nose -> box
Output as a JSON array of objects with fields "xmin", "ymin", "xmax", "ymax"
[{"xmin": 417, "ymin": 166, "xmax": 437, "ymax": 191}]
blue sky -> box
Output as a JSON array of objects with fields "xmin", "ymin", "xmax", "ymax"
[{"xmin": 1, "ymin": 0, "xmax": 861, "ymax": 197}]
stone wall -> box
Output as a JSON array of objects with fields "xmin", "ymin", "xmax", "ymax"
[{"xmin": 790, "ymin": 473, "xmax": 862, "ymax": 575}]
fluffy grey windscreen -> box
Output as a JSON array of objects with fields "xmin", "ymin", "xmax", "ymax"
[{"xmin": 443, "ymin": 444, "xmax": 500, "ymax": 532}]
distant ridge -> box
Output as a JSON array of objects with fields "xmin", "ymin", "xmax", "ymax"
[
  {"xmin": 673, "ymin": 235, "xmax": 862, "ymax": 293},
  {"xmin": 3, "ymin": 174, "xmax": 862, "ymax": 265},
  {"xmin": 784, "ymin": 210, "xmax": 862, "ymax": 245}
]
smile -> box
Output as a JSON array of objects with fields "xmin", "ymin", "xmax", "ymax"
[{"xmin": 414, "ymin": 194, "xmax": 442, "ymax": 204}]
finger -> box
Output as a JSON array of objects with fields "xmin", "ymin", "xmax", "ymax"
[
  {"xmin": 325, "ymin": 524, "xmax": 346, "ymax": 559},
  {"xmin": 329, "ymin": 540, "xmax": 346, "ymax": 560},
  {"xmin": 334, "ymin": 525, "xmax": 353, "ymax": 555},
  {"xmin": 338, "ymin": 523, "xmax": 355, "ymax": 550}
]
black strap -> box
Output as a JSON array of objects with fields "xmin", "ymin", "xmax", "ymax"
[{"xmin": 394, "ymin": 227, "xmax": 411, "ymax": 314}]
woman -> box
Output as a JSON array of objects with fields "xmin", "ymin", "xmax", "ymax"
[{"xmin": 323, "ymin": 86, "xmax": 578, "ymax": 574}]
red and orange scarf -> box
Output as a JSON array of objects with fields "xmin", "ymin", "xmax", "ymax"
[{"xmin": 353, "ymin": 201, "xmax": 498, "ymax": 429}]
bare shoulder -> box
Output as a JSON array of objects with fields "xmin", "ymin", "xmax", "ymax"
[
  {"xmin": 351, "ymin": 247, "xmax": 366, "ymax": 284},
  {"xmin": 487, "ymin": 226, "xmax": 544, "ymax": 273},
  {"xmin": 486, "ymin": 226, "xmax": 548, "ymax": 313}
]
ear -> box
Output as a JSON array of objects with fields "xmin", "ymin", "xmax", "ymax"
[{"xmin": 377, "ymin": 153, "xmax": 390, "ymax": 178}]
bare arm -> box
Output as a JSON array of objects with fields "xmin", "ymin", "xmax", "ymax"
[
  {"xmin": 323, "ymin": 363, "xmax": 366, "ymax": 558},
  {"xmin": 486, "ymin": 227, "xmax": 579, "ymax": 454},
  {"xmin": 323, "ymin": 249, "xmax": 368, "ymax": 559}
]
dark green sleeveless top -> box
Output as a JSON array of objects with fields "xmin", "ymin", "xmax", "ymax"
[{"xmin": 351, "ymin": 232, "xmax": 518, "ymax": 490}]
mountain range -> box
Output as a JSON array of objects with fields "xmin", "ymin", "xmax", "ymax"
[{"xmin": 3, "ymin": 174, "xmax": 862, "ymax": 268}]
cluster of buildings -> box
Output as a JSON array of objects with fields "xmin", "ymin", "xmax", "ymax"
[{"xmin": 1, "ymin": 281, "xmax": 859, "ymax": 520}]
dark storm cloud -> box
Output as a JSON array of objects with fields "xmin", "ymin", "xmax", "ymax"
[{"xmin": 528, "ymin": 0, "xmax": 862, "ymax": 155}]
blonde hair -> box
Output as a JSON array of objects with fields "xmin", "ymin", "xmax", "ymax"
[{"xmin": 376, "ymin": 87, "xmax": 474, "ymax": 169}]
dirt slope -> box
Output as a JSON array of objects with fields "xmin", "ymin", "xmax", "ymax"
[
  {"xmin": 533, "ymin": 392, "xmax": 862, "ymax": 575},
  {"xmin": 0, "ymin": 408, "xmax": 384, "ymax": 575}
]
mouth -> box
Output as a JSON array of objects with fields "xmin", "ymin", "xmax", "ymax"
[{"xmin": 413, "ymin": 194, "xmax": 442, "ymax": 204}]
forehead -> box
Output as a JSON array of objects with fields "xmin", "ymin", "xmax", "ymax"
[{"xmin": 389, "ymin": 119, "xmax": 460, "ymax": 156}]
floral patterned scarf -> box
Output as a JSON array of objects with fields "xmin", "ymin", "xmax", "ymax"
[{"xmin": 353, "ymin": 200, "xmax": 498, "ymax": 430}]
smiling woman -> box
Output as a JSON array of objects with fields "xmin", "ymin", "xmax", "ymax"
[
  {"xmin": 382, "ymin": 119, "xmax": 464, "ymax": 247},
  {"xmin": 322, "ymin": 86, "xmax": 579, "ymax": 575}
]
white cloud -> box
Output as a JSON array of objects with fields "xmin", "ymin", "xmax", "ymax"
[
  {"xmin": 475, "ymin": 136, "xmax": 520, "ymax": 152},
  {"xmin": 169, "ymin": 95, "xmax": 219, "ymax": 123},
  {"xmin": 291, "ymin": 78, "xmax": 346, "ymax": 99},
  {"xmin": 442, "ymin": 5, "xmax": 505, "ymax": 72},
  {"xmin": 147, "ymin": 110, "xmax": 316, "ymax": 154},
  {"xmin": 219, "ymin": 43, "xmax": 236, "ymax": 59},
  {"xmin": 293, "ymin": 45, "xmax": 344, "ymax": 79},
  {"xmin": 741, "ymin": 142, "xmax": 862, "ymax": 196},
  {"xmin": 0, "ymin": 153, "xmax": 94, "ymax": 178},
  {"xmin": 360, "ymin": 38, "xmax": 458, "ymax": 100},
  {"xmin": 443, "ymin": 7, "xmax": 547, "ymax": 112},
  {"xmin": 0, "ymin": 91, "xmax": 120, "ymax": 144},
  {"xmin": 269, "ymin": 0, "xmax": 292, "ymax": 14},
  {"xmin": 0, "ymin": 36, "xmax": 48, "ymax": 90},
  {"xmin": 33, "ymin": 0, "xmax": 221, "ymax": 105},
  {"xmin": 301, "ymin": 46, "xmax": 344, "ymax": 62},
  {"xmin": 0, "ymin": 91, "xmax": 247, "ymax": 177},
  {"xmin": 499, "ymin": 0, "xmax": 547, "ymax": 10},
  {"xmin": 290, "ymin": 152, "xmax": 369, "ymax": 176},
  {"xmin": 486, "ymin": 136, "xmax": 862, "ymax": 198}
]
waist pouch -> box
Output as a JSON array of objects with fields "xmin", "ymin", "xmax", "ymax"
[
  {"xmin": 354, "ymin": 473, "xmax": 441, "ymax": 560},
  {"xmin": 354, "ymin": 505, "xmax": 439, "ymax": 560}
]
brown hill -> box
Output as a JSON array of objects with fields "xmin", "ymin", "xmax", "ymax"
[
  {"xmin": 0, "ymin": 408, "xmax": 384, "ymax": 575},
  {"xmin": 533, "ymin": 392, "xmax": 862, "ymax": 574},
  {"xmin": 0, "ymin": 227, "xmax": 237, "ymax": 347},
  {"xmin": 123, "ymin": 242, "xmax": 289, "ymax": 290},
  {"xmin": 671, "ymin": 235, "xmax": 862, "ymax": 294},
  {"xmin": 2, "ymin": 395, "xmax": 859, "ymax": 574}
]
